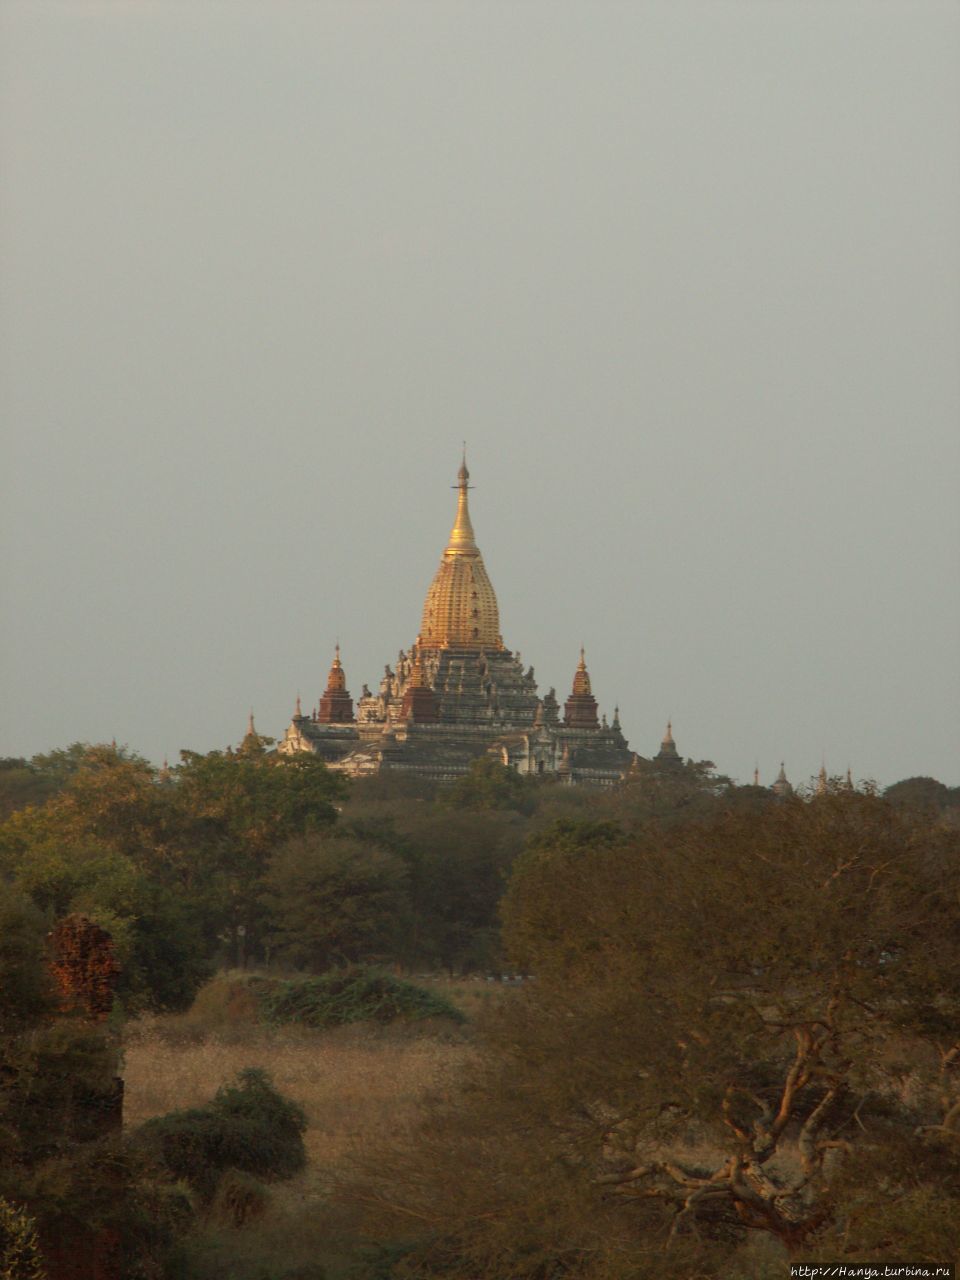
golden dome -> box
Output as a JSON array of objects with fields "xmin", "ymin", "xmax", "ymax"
[{"xmin": 419, "ymin": 457, "xmax": 502, "ymax": 651}]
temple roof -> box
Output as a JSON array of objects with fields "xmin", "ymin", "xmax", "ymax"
[
  {"xmin": 419, "ymin": 455, "xmax": 502, "ymax": 650},
  {"xmin": 325, "ymin": 643, "xmax": 347, "ymax": 693},
  {"xmin": 572, "ymin": 647, "xmax": 592, "ymax": 696}
]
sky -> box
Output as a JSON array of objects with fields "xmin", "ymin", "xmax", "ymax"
[{"xmin": 1, "ymin": 0, "xmax": 958, "ymax": 789}]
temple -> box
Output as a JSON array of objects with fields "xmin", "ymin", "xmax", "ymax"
[{"xmin": 278, "ymin": 456, "xmax": 634, "ymax": 785}]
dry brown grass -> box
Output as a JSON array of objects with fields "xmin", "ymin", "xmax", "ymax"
[
  {"xmin": 121, "ymin": 974, "xmax": 511, "ymax": 1275},
  {"xmin": 125, "ymin": 1019, "xmax": 473, "ymax": 1175}
]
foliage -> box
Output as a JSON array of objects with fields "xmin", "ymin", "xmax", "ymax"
[
  {"xmin": 0, "ymin": 747, "xmax": 211, "ymax": 1012},
  {"xmin": 884, "ymin": 774, "xmax": 960, "ymax": 815},
  {"xmin": 255, "ymin": 969, "xmax": 465, "ymax": 1029},
  {"xmin": 440, "ymin": 755, "xmax": 537, "ymax": 812},
  {"xmin": 172, "ymin": 747, "xmax": 346, "ymax": 967},
  {"xmin": 208, "ymin": 1169, "xmax": 272, "ymax": 1229},
  {"xmin": 605, "ymin": 754, "xmax": 734, "ymax": 831},
  {"xmin": 0, "ymin": 887, "xmax": 53, "ymax": 1034},
  {"xmin": 340, "ymin": 794, "xmax": 960, "ymax": 1276},
  {"xmin": 260, "ymin": 835, "xmax": 408, "ymax": 969},
  {"xmin": 388, "ymin": 809, "xmax": 525, "ymax": 974},
  {"xmin": 0, "ymin": 741, "xmax": 347, "ymax": 1004},
  {"xmin": 0, "ymin": 1197, "xmax": 45, "ymax": 1280},
  {"xmin": 137, "ymin": 1068, "xmax": 306, "ymax": 1203}
]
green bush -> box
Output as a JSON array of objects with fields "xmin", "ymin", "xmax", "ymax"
[
  {"xmin": 136, "ymin": 1069, "xmax": 306, "ymax": 1202},
  {"xmin": 254, "ymin": 968, "xmax": 465, "ymax": 1029}
]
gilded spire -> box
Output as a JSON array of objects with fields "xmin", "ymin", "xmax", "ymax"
[
  {"xmin": 419, "ymin": 455, "xmax": 502, "ymax": 650},
  {"xmin": 663, "ymin": 719, "xmax": 674, "ymax": 747},
  {"xmin": 564, "ymin": 649, "xmax": 598, "ymax": 727},
  {"xmin": 446, "ymin": 451, "xmax": 477, "ymax": 555},
  {"xmin": 325, "ymin": 644, "xmax": 346, "ymax": 693},
  {"xmin": 572, "ymin": 648, "xmax": 592, "ymax": 696}
]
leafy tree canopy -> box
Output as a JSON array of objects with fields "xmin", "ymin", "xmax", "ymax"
[
  {"xmin": 355, "ymin": 794, "xmax": 960, "ymax": 1276},
  {"xmin": 261, "ymin": 834, "xmax": 409, "ymax": 970},
  {"xmin": 440, "ymin": 755, "xmax": 537, "ymax": 813}
]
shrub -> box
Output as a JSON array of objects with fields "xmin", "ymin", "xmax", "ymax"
[
  {"xmin": 209, "ymin": 1169, "xmax": 271, "ymax": 1228},
  {"xmin": 254, "ymin": 968, "xmax": 465, "ymax": 1029},
  {"xmin": 0, "ymin": 1198, "xmax": 45, "ymax": 1280},
  {"xmin": 136, "ymin": 1068, "xmax": 306, "ymax": 1202}
]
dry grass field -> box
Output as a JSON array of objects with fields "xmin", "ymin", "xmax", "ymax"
[{"xmin": 122, "ymin": 974, "xmax": 502, "ymax": 1277}]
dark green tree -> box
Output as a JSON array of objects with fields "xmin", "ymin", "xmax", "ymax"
[
  {"xmin": 172, "ymin": 746, "xmax": 346, "ymax": 966},
  {"xmin": 440, "ymin": 755, "xmax": 536, "ymax": 813},
  {"xmin": 261, "ymin": 834, "xmax": 409, "ymax": 970}
]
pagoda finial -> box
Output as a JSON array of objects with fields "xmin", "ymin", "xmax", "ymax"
[
  {"xmin": 247, "ymin": 710, "xmax": 256, "ymax": 736},
  {"xmin": 753, "ymin": 764, "xmax": 760, "ymax": 786},
  {"xmin": 295, "ymin": 692, "xmax": 302, "ymax": 717},
  {"xmin": 446, "ymin": 451, "xmax": 476, "ymax": 553},
  {"xmin": 663, "ymin": 720, "xmax": 674, "ymax": 746}
]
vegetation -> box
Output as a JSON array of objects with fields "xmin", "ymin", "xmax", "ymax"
[
  {"xmin": 342, "ymin": 792, "xmax": 960, "ymax": 1278},
  {"xmin": 0, "ymin": 1196, "xmax": 45, "ymax": 1280},
  {"xmin": 137, "ymin": 1068, "xmax": 306, "ymax": 1203},
  {"xmin": 1, "ymin": 735, "xmax": 958, "ymax": 1277},
  {"xmin": 255, "ymin": 969, "xmax": 465, "ymax": 1029}
]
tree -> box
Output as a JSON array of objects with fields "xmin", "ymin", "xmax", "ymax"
[
  {"xmin": 346, "ymin": 796, "xmax": 960, "ymax": 1276},
  {"xmin": 392, "ymin": 808, "xmax": 527, "ymax": 973},
  {"xmin": 0, "ymin": 801, "xmax": 210, "ymax": 1013},
  {"xmin": 884, "ymin": 775, "xmax": 958, "ymax": 815},
  {"xmin": 607, "ymin": 755, "xmax": 734, "ymax": 831},
  {"xmin": 172, "ymin": 747, "xmax": 346, "ymax": 967},
  {"xmin": 0, "ymin": 759, "xmax": 55, "ymax": 822},
  {"xmin": 260, "ymin": 834, "xmax": 409, "ymax": 970},
  {"xmin": 501, "ymin": 795, "xmax": 960, "ymax": 1259},
  {"xmin": 440, "ymin": 755, "xmax": 537, "ymax": 813}
]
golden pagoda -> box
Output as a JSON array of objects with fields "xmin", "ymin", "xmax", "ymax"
[
  {"xmin": 278, "ymin": 456, "xmax": 633, "ymax": 785},
  {"xmin": 419, "ymin": 455, "xmax": 502, "ymax": 651}
]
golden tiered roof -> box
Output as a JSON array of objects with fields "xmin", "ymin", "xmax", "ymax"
[
  {"xmin": 419, "ymin": 456, "xmax": 502, "ymax": 651},
  {"xmin": 572, "ymin": 647, "xmax": 592, "ymax": 695},
  {"xmin": 326, "ymin": 644, "xmax": 347, "ymax": 693}
]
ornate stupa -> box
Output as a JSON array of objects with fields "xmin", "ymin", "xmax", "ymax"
[
  {"xmin": 419, "ymin": 456, "xmax": 502, "ymax": 651},
  {"xmin": 277, "ymin": 455, "xmax": 634, "ymax": 785}
]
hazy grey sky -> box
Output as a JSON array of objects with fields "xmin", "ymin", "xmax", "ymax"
[{"xmin": 2, "ymin": 0, "xmax": 958, "ymax": 788}]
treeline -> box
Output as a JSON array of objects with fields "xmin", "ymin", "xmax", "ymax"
[
  {"xmin": 1, "ymin": 744, "xmax": 957, "ymax": 1012},
  {"xmin": 2, "ymin": 741, "xmax": 960, "ymax": 1276},
  {"xmin": 349, "ymin": 790, "xmax": 960, "ymax": 1278},
  {"xmin": 0, "ymin": 741, "xmax": 753, "ymax": 1007}
]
